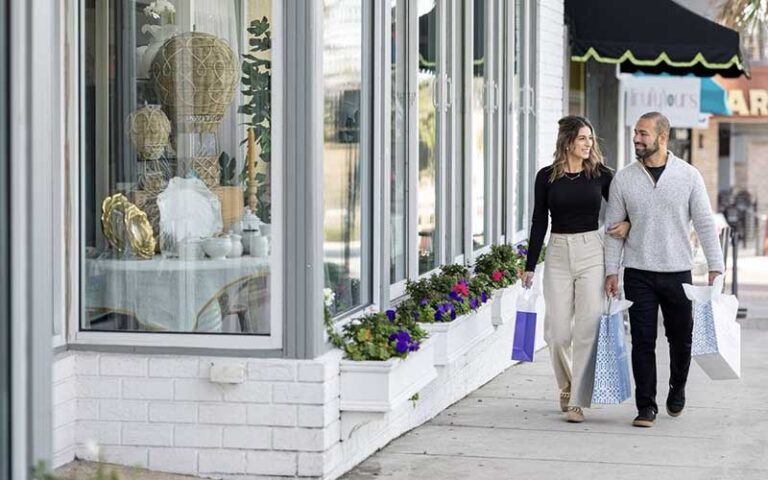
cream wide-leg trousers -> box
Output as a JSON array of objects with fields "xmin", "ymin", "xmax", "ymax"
[{"xmin": 542, "ymin": 230, "xmax": 605, "ymax": 408}]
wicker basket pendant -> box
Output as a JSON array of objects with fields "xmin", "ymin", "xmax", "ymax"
[
  {"xmin": 189, "ymin": 155, "xmax": 221, "ymax": 189},
  {"xmin": 150, "ymin": 32, "xmax": 239, "ymax": 134},
  {"xmin": 126, "ymin": 104, "xmax": 172, "ymax": 161}
]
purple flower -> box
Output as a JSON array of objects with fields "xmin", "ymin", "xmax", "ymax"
[
  {"xmin": 412, "ymin": 311, "xmax": 420, "ymax": 320},
  {"xmin": 395, "ymin": 339, "xmax": 409, "ymax": 353},
  {"xmin": 409, "ymin": 342, "xmax": 420, "ymax": 352},
  {"xmin": 420, "ymin": 298, "xmax": 429, "ymax": 306},
  {"xmin": 481, "ymin": 291, "xmax": 489, "ymax": 303},
  {"xmin": 449, "ymin": 291, "xmax": 464, "ymax": 303},
  {"xmin": 470, "ymin": 297, "xmax": 479, "ymax": 309},
  {"xmin": 385, "ymin": 309, "xmax": 396, "ymax": 321},
  {"xmin": 450, "ymin": 310, "xmax": 457, "ymax": 320},
  {"xmin": 435, "ymin": 311, "xmax": 443, "ymax": 321},
  {"xmin": 517, "ymin": 244, "xmax": 528, "ymax": 256}
]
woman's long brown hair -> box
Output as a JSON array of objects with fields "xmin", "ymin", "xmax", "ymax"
[{"xmin": 549, "ymin": 115, "xmax": 605, "ymax": 183}]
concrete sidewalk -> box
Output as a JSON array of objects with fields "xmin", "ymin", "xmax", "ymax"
[{"xmin": 344, "ymin": 255, "xmax": 768, "ymax": 480}]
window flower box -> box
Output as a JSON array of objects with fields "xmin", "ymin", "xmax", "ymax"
[
  {"xmin": 339, "ymin": 338, "xmax": 437, "ymax": 412},
  {"xmin": 421, "ymin": 304, "xmax": 494, "ymax": 366}
]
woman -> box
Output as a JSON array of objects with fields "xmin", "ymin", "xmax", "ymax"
[{"xmin": 522, "ymin": 115, "xmax": 629, "ymax": 423}]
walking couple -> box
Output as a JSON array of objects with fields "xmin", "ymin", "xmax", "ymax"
[{"xmin": 522, "ymin": 112, "xmax": 724, "ymax": 427}]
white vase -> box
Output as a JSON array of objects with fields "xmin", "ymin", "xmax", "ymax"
[
  {"xmin": 249, "ymin": 235, "xmax": 269, "ymax": 258},
  {"xmin": 136, "ymin": 24, "xmax": 178, "ymax": 79}
]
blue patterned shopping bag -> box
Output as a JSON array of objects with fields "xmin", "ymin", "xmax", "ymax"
[
  {"xmin": 684, "ymin": 275, "xmax": 741, "ymax": 380},
  {"xmin": 592, "ymin": 298, "xmax": 633, "ymax": 404},
  {"xmin": 511, "ymin": 289, "xmax": 538, "ymax": 362}
]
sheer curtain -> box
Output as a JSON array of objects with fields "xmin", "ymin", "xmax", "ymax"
[{"xmin": 193, "ymin": 0, "xmax": 242, "ymax": 168}]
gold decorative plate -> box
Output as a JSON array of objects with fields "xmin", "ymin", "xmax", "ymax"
[
  {"xmin": 101, "ymin": 194, "xmax": 130, "ymax": 253},
  {"xmin": 124, "ymin": 204, "xmax": 156, "ymax": 258},
  {"xmin": 101, "ymin": 193, "xmax": 155, "ymax": 258}
]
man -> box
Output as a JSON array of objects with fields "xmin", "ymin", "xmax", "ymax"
[{"xmin": 604, "ymin": 112, "xmax": 724, "ymax": 428}]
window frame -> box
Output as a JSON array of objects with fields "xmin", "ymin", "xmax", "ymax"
[{"xmin": 68, "ymin": 0, "xmax": 285, "ymax": 350}]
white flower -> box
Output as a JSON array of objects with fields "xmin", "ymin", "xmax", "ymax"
[
  {"xmin": 323, "ymin": 288, "xmax": 335, "ymax": 308},
  {"xmin": 144, "ymin": 0, "xmax": 176, "ymax": 20},
  {"xmin": 85, "ymin": 440, "xmax": 101, "ymax": 458}
]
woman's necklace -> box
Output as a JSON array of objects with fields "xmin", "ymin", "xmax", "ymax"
[{"xmin": 564, "ymin": 169, "xmax": 582, "ymax": 180}]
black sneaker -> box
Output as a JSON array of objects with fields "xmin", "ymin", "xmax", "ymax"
[
  {"xmin": 632, "ymin": 407, "xmax": 657, "ymax": 428},
  {"xmin": 666, "ymin": 384, "xmax": 686, "ymax": 417}
]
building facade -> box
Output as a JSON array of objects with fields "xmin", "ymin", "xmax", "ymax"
[{"xmin": 4, "ymin": 0, "xmax": 568, "ymax": 479}]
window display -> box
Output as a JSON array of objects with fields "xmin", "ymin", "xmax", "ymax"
[{"xmin": 82, "ymin": 0, "xmax": 275, "ymax": 335}]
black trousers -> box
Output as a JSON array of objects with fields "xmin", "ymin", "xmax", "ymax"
[{"xmin": 623, "ymin": 268, "xmax": 693, "ymax": 412}]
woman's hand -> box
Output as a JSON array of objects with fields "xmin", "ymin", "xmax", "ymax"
[
  {"xmin": 521, "ymin": 271, "xmax": 535, "ymax": 289},
  {"xmin": 607, "ymin": 221, "xmax": 630, "ymax": 239}
]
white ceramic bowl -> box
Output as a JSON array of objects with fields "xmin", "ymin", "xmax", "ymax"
[
  {"xmin": 178, "ymin": 239, "xmax": 204, "ymax": 261},
  {"xmin": 202, "ymin": 236, "xmax": 232, "ymax": 260}
]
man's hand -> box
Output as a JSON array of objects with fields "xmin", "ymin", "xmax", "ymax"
[
  {"xmin": 605, "ymin": 274, "xmax": 620, "ymax": 297},
  {"xmin": 708, "ymin": 271, "xmax": 722, "ymax": 286},
  {"xmin": 521, "ymin": 271, "xmax": 535, "ymax": 289},
  {"xmin": 607, "ymin": 221, "xmax": 631, "ymax": 239}
]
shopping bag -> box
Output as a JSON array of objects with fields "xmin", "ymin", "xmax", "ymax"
[
  {"xmin": 683, "ymin": 275, "xmax": 741, "ymax": 380},
  {"xmin": 592, "ymin": 298, "xmax": 633, "ymax": 404},
  {"xmin": 511, "ymin": 288, "xmax": 538, "ymax": 362}
]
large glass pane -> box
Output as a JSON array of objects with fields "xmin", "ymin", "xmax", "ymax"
[
  {"xmin": 471, "ymin": 0, "xmax": 487, "ymax": 249},
  {"xmin": 418, "ymin": 1, "xmax": 439, "ymax": 274},
  {"xmin": 83, "ymin": 0, "xmax": 274, "ymax": 335},
  {"xmin": 390, "ymin": 0, "xmax": 407, "ymax": 283},
  {"xmin": 514, "ymin": 0, "xmax": 525, "ymax": 233},
  {"xmin": 323, "ymin": 0, "xmax": 366, "ymax": 316}
]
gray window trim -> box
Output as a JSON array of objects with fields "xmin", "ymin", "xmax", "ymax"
[
  {"xmin": 284, "ymin": 0, "xmax": 325, "ymax": 359},
  {"xmin": 376, "ymin": 0, "xmax": 391, "ymax": 308},
  {"xmin": 9, "ymin": 0, "xmax": 58, "ymax": 474},
  {"xmin": 1, "ymin": 0, "xmax": 10, "ymax": 474}
]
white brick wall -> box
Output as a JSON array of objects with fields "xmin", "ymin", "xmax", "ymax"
[
  {"xmin": 536, "ymin": 0, "xmax": 566, "ymax": 169},
  {"xmin": 56, "ymin": 351, "xmax": 345, "ymax": 478},
  {"xmin": 52, "ymin": 353, "xmax": 77, "ymax": 468}
]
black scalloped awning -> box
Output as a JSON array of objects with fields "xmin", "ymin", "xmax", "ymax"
[{"xmin": 565, "ymin": 0, "xmax": 747, "ymax": 78}]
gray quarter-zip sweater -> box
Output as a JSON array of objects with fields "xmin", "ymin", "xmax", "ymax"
[{"xmin": 604, "ymin": 152, "xmax": 724, "ymax": 276}]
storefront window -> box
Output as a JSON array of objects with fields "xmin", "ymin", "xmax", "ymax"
[
  {"xmin": 390, "ymin": 0, "xmax": 407, "ymax": 284},
  {"xmin": 471, "ymin": 0, "xmax": 488, "ymax": 249},
  {"xmin": 323, "ymin": 0, "xmax": 370, "ymax": 316},
  {"xmin": 82, "ymin": 0, "xmax": 275, "ymax": 335},
  {"xmin": 418, "ymin": 2, "xmax": 440, "ymax": 274}
]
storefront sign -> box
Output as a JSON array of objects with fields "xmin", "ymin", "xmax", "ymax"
[
  {"xmin": 717, "ymin": 66, "xmax": 768, "ymax": 118},
  {"xmin": 624, "ymin": 77, "xmax": 701, "ymax": 128}
]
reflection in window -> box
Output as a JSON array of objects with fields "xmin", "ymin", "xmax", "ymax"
[
  {"xmin": 83, "ymin": 0, "xmax": 274, "ymax": 335},
  {"xmin": 390, "ymin": 0, "xmax": 407, "ymax": 284},
  {"xmin": 323, "ymin": 0, "xmax": 367, "ymax": 316},
  {"xmin": 471, "ymin": 0, "xmax": 487, "ymax": 250},
  {"xmin": 418, "ymin": 3, "xmax": 439, "ymax": 274}
]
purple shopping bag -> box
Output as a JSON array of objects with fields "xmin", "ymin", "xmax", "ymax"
[{"xmin": 511, "ymin": 289, "xmax": 538, "ymax": 362}]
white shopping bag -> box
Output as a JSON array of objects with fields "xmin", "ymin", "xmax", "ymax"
[{"xmin": 682, "ymin": 275, "xmax": 741, "ymax": 380}]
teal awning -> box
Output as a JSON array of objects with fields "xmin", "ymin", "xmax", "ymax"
[{"xmin": 701, "ymin": 77, "xmax": 731, "ymax": 116}]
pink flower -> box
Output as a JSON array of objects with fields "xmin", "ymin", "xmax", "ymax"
[
  {"xmin": 491, "ymin": 270, "xmax": 505, "ymax": 283},
  {"xmin": 452, "ymin": 281, "xmax": 470, "ymax": 297}
]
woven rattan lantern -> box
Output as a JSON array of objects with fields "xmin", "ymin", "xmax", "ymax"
[
  {"xmin": 150, "ymin": 32, "xmax": 239, "ymax": 134},
  {"xmin": 126, "ymin": 104, "xmax": 171, "ymax": 161}
]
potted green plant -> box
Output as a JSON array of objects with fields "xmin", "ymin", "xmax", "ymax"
[{"xmin": 239, "ymin": 16, "xmax": 272, "ymax": 224}]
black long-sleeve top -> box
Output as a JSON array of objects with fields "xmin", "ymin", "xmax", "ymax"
[{"xmin": 525, "ymin": 165, "xmax": 613, "ymax": 272}]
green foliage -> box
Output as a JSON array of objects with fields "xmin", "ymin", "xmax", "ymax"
[
  {"xmin": 218, "ymin": 151, "xmax": 237, "ymax": 186},
  {"xmin": 32, "ymin": 461, "xmax": 123, "ymax": 480},
  {"xmin": 324, "ymin": 310, "xmax": 427, "ymax": 361},
  {"xmin": 325, "ymin": 240, "xmax": 544, "ymax": 358},
  {"xmin": 239, "ymin": 16, "xmax": 272, "ymax": 223}
]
